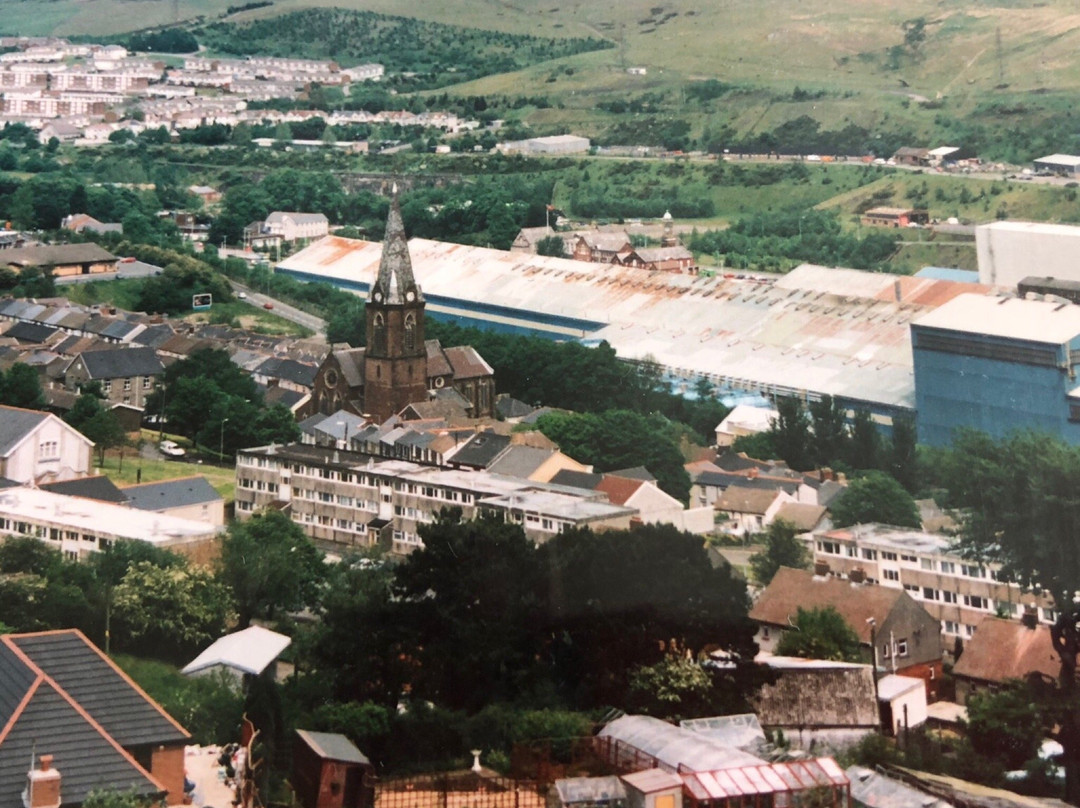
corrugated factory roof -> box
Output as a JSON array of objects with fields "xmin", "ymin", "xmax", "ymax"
[{"xmin": 279, "ymin": 239, "xmax": 989, "ymax": 410}]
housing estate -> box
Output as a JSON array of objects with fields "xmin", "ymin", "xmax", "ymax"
[{"xmin": 0, "ymin": 629, "xmax": 190, "ymax": 806}]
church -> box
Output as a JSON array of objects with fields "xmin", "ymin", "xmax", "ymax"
[{"xmin": 307, "ymin": 193, "xmax": 496, "ymax": 422}]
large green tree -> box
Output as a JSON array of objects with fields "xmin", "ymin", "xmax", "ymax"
[
  {"xmin": 933, "ymin": 430, "xmax": 1080, "ymax": 803},
  {"xmin": 770, "ymin": 396, "xmax": 813, "ymax": 471},
  {"xmin": 749, "ymin": 519, "xmax": 810, "ymax": 585},
  {"xmin": 830, "ymin": 470, "xmax": 920, "ymax": 528},
  {"xmin": 775, "ymin": 606, "xmax": 862, "ymax": 662},
  {"xmin": 535, "ymin": 409, "xmax": 691, "ymax": 502},
  {"xmin": 218, "ymin": 510, "xmax": 325, "ymax": 628}
]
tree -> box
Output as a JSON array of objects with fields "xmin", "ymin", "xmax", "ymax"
[
  {"xmin": 535, "ymin": 235, "xmax": 567, "ymax": 257},
  {"xmin": 770, "ymin": 396, "xmax": 813, "ymax": 471},
  {"xmin": 0, "ymin": 362, "xmax": 46, "ymax": 410},
  {"xmin": 112, "ymin": 561, "xmax": 234, "ymax": 658},
  {"xmin": 809, "ymin": 395, "xmax": 847, "ymax": 467},
  {"xmin": 775, "ymin": 606, "xmax": 862, "ymax": 662},
  {"xmin": 848, "ymin": 409, "xmax": 880, "ymax": 470},
  {"xmin": 392, "ymin": 511, "xmax": 546, "ymax": 711},
  {"xmin": 535, "ymin": 409, "xmax": 691, "ymax": 503},
  {"xmin": 538, "ymin": 523, "xmax": 762, "ymax": 710},
  {"xmin": 889, "ymin": 412, "xmax": 919, "ymax": 493},
  {"xmin": 218, "ymin": 510, "xmax": 325, "ymax": 628},
  {"xmin": 966, "ymin": 680, "xmax": 1048, "ymax": 770},
  {"xmin": 749, "ymin": 519, "xmax": 810, "ymax": 585},
  {"xmin": 830, "ymin": 471, "xmax": 920, "ymax": 528},
  {"xmin": 935, "ymin": 431, "xmax": 1080, "ymax": 802}
]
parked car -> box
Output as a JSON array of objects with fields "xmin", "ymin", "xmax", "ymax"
[{"xmin": 159, "ymin": 440, "xmax": 186, "ymax": 458}]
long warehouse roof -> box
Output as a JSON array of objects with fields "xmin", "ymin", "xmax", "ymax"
[{"xmin": 278, "ymin": 236, "xmax": 989, "ymax": 410}]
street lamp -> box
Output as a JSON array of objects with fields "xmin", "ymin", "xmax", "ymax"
[{"xmin": 220, "ymin": 417, "xmax": 229, "ymax": 461}]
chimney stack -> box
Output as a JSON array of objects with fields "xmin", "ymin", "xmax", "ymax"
[
  {"xmin": 849, "ymin": 567, "xmax": 866, "ymax": 585},
  {"xmin": 813, "ymin": 559, "xmax": 830, "ymax": 578},
  {"xmin": 1022, "ymin": 605, "xmax": 1039, "ymax": 630},
  {"xmin": 23, "ymin": 755, "xmax": 61, "ymax": 808}
]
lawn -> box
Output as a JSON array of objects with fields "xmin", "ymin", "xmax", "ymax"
[{"xmin": 96, "ymin": 438, "xmax": 236, "ymax": 502}]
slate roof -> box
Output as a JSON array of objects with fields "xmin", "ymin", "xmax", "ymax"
[
  {"xmin": 77, "ymin": 346, "xmax": 164, "ymax": 379},
  {"xmin": 495, "ymin": 396, "xmax": 534, "ymax": 420},
  {"xmin": 548, "ymin": 470, "xmax": 603, "ymax": 490},
  {"xmin": 487, "ymin": 446, "xmax": 553, "ymax": 479},
  {"xmin": 8, "ymin": 631, "xmax": 189, "ymax": 748},
  {"xmin": 450, "ymin": 431, "xmax": 511, "ymax": 468},
  {"xmin": 254, "ymin": 356, "xmax": 318, "ymax": 388},
  {"xmin": 120, "ymin": 476, "xmax": 222, "ymax": 511},
  {"xmin": 5, "ymin": 321, "xmax": 59, "ymax": 343},
  {"xmin": 0, "ymin": 630, "xmax": 189, "ymax": 806},
  {"xmin": 952, "ymin": 617, "xmax": 1060, "ymax": 685},
  {"xmin": 0, "ymin": 405, "xmax": 49, "ymax": 456},
  {"xmin": 295, "ymin": 730, "xmax": 370, "ymax": 765},
  {"xmin": 750, "ymin": 567, "xmax": 905, "ymax": 644},
  {"xmin": 39, "ymin": 476, "xmax": 128, "ymax": 504}
]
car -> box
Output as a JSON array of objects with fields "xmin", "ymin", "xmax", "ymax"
[
  {"xmin": 237, "ymin": 292, "xmax": 247, "ymax": 299},
  {"xmin": 263, "ymin": 302, "xmax": 274, "ymax": 310},
  {"xmin": 159, "ymin": 440, "xmax": 186, "ymax": 458}
]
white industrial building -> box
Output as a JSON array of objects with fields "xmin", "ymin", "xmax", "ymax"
[
  {"xmin": 278, "ymin": 236, "xmax": 990, "ymax": 418},
  {"xmin": 976, "ymin": 221, "xmax": 1080, "ymax": 288},
  {"xmin": 496, "ymin": 134, "xmax": 590, "ymax": 155}
]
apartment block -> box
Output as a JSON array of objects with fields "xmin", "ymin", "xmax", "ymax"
[
  {"xmin": 235, "ymin": 443, "xmax": 636, "ymax": 554},
  {"xmin": 806, "ymin": 523, "xmax": 1054, "ymax": 640}
]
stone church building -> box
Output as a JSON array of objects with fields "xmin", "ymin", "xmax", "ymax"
[{"xmin": 307, "ymin": 195, "xmax": 495, "ymax": 422}]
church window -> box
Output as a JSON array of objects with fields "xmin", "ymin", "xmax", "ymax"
[
  {"xmin": 404, "ymin": 313, "xmax": 416, "ymax": 353},
  {"xmin": 372, "ymin": 312, "xmax": 387, "ymax": 354}
]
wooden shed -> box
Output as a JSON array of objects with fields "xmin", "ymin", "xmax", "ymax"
[{"xmin": 293, "ymin": 729, "xmax": 374, "ymax": 808}]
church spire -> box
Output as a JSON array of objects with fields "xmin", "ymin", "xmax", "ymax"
[{"xmin": 372, "ymin": 185, "xmax": 421, "ymax": 305}]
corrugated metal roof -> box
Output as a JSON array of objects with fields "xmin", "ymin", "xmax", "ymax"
[{"xmin": 279, "ymin": 240, "xmax": 991, "ymax": 410}]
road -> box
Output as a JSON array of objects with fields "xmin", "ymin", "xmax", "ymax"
[{"xmin": 228, "ymin": 280, "xmax": 327, "ymax": 337}]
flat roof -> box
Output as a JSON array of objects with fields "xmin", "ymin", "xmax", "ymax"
[
  {"xmin": 912, "ymin": 292, "xmax": 1080, "ymax": 345},
  {"xmin": 0, "ymin": 485, "xmax": 222, "ymax": 545}
]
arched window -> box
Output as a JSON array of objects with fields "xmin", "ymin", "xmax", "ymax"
[
  {"xmin": 404, "ymin": 313, "xmax": 416, "ymax": 353},
  {"xmin": 372, "ymin": 312, "xmax": 387, "ymax": 354}
]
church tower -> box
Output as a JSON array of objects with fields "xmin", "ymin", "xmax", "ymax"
[{"xmin": 363, "ymin": 190, "xmax": 428, "ymax": 422}]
